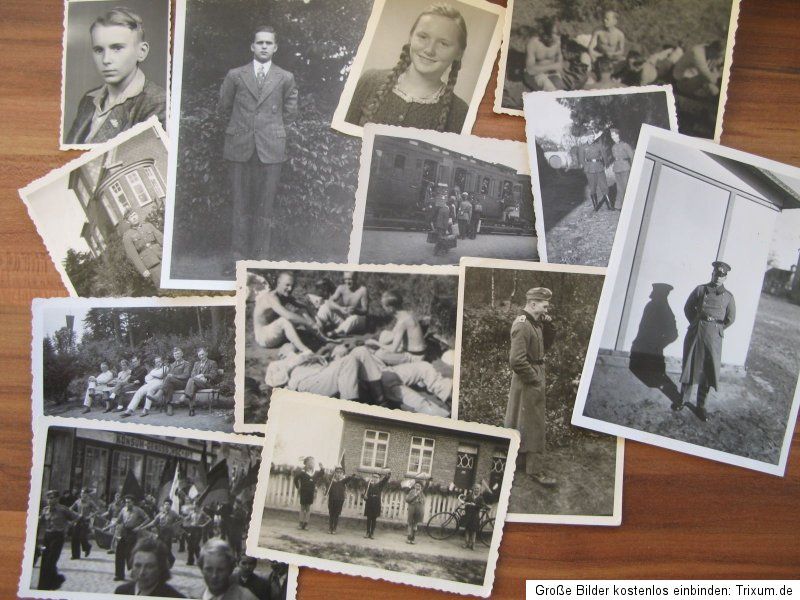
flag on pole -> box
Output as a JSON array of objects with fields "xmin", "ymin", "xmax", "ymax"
[
  {"xmin": 195, "ymin": 442, "xmax": 209, "ymax": 490},
  {"xmin": 196, "ymin": 459, "xmax": 230, "ymax": 507},
  {"xmin": 121, "ymin": 469, "xmax": 144, "ymax": 501},
  {"xmin": 168, "ymin": 466, "xmax": 182, "ymax": 514},
  {"xmin": 156, "ymin": 459, "xmax": 175, "ymax": 506},
  {"xmin": 231, "ymin": 460, "xmax": 260, "ymax": 498}
]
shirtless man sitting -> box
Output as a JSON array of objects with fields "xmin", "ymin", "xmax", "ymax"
[
  {"xmin": 366, "ymin": 290, "xmax": 428, "ymax": 366},
  {"xmin": 316, "ymin": 272, "xmax": 369, "ymax": 337},
  {"xmin": 252, "ymin": 271, "xmax": 335, "ymax": 353},
  {"xmin": 523, "ymin": 17, "xmax": 564, "ymax": 92},
  {"xmin": 589, "ymin": 10, "xmax": 626, "ymax": 67}
]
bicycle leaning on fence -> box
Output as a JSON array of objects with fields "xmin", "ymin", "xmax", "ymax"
[{"xmin": 425, "ymin": 503, "xmax": 494, "ymax": 547}]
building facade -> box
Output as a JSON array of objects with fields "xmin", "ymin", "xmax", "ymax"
[{"xmin": 68, "ymin": 128, "xmax": 167, "ymax": 257}]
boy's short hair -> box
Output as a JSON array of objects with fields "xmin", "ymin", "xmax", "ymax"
[
  {"xmin": 90, "ymin": 8, "xmax": 146, "ymax": 42},
  {"xmin": 595, "ymin": 56, "xmax": 614, "ymax": 74},
  {"xmin": 253, "ymin": 25, "xmax": 277, "ymax": 43},
  {"xmin": 381, "ymin": 290, "xmax": 403, "ymax": 310}
]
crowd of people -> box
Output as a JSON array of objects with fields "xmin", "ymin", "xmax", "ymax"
[
  {"xmin": 291, "ymin": 457, "xmax": 498, "ymax": 549},
  {"xmin": 520, "ymin": 10, "xmax": 725, "ymax": 101},
  {"xmin": 36, "ymin": 486, "xmax": 286, "ymax": 598},
  {"xmin": 423, "ymin": 181, "xmax": 487, "ymax": 256},
  {"xmin": 253, "ymin": 271, "xmax": 453, "ymax": 416},
  {"xmin": 80, "ymin": 346, "xmax": 221, "ymax": 419}
]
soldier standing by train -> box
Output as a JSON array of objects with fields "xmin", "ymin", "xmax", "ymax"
[
  {"xmin": 506, "ymin": 287, "xmax": 557, "ymax": 487},
  {"xmin": 470, "ymin": 196, "xmax": 483, "ymax": 238}
]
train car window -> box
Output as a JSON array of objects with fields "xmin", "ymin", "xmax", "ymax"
[
  {"xmin": 381, "ymin": 151, "xmax": 392, "ymax": 171},
  {"xmin": 481, "ymin": 177, "xmax": 490, "ymax": 194},
  {"xmin": 393, "ymin": 154, "xmax": 406, "ymax": 176},
  {"xmin": 502, "ymin": 180, "xmax": 513, "ymax": 201},
  {"xmin": 454, "ymin": 168, "xmax": 467, "ymax": 192}
]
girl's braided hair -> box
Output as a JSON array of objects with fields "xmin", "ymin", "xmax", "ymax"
[{"xmin": 359, "ymin": 3, "xmax": 467, "ymax": 132}]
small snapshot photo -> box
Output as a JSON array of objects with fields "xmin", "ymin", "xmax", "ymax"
[
  {"xmin": 33, "ymin": 297, "xmax": 238, "ymax": 433},
  {"xmin": 21, "ymin": 120, "xmax": 169, "ymax": 297},
  {"xmin": 21, "ymin": 421, "xmax": 298, "ymax": 600},
  {"xmin": 496, "ymin": 0, "xmax": 739, "ymax": 140},
  {"xmin": 247, "ymin": 390, "xmax": 518, "ymax": 597},
  {"xmin": 523, "ymin": 86, "xmax": 678, "ymax": 266},
  {"xmin": 348, "ymin": 125, "xmax": 540, "ymax": 266},
  {"xmin": 573, "ymin": 126, "xmax": 800, "ymax": 476},
  {"xmin": 61, "ymin": 0, "xmax": 170, "ymax": 150},
  {"xmin": 454, "ymin": 258, "xmax": 622, "ymax": 524},
  {"xmin": 164, "ymin": 0, "xmax": 377, "ymax": 290},
  {"xmin": 235, "ymin": 262, "xmax": 459, "ymax": 433},
  {"xmin": 331, "ymin": 0, "xmax": 504, "ymax": 137}
]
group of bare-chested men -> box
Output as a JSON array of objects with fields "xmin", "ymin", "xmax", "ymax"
[
  {"xmin": 523, "ymin": 10, "xmax": 725, "ymax": 99},
  {"xmin": 252, "ymin": 272, "xmax": 452, "ymax": 416}
]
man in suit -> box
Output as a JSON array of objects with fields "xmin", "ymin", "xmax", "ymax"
[
  {"xmin": 198, "ymin": 539, "xmax": 259, "ymax": 600},
  {"xmin": 167, "ymin": 347, "xmax": 218, "ymax": 417},
  {"xmin": 675, "ymin": 261, "xmax": 736, "ymax": 422},
  {"xmin": 218, "ymin": 25, "xmax": 298, "ymax": 264},
  {"xmin": 158, "ymin": 348, "xmax": 193, "ymax": 413},
  {"xmin": 506, "ymin": 287, "xmax": 557, "ymax": 487},
  {"xmin": 232, "ymin": 556, "xmax": 272, "ymax": 600}
]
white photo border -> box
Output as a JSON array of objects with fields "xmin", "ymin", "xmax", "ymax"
[
  {"xmin": 234, "ymin": 260, "xmax": 460, "ymax": 433},
  {"xmin": 493, "ymin": 0, "xmax": 741, "ymax": 143},
  {"xmin": 522, "ymin": 84, "xmax": 679, "ymax": 265},
  {"xmin": 453, "ymin": 256, "xmax": 623, "ymax": 525},
  {"xmin": 330, "ymin": 0, "xmax": 506, "ymax": 138},
  {"xmin": 20, "ymin": 118, "xmax": 169, "ymax": 297},
  {"xmin": 245, "ymin": 388, "xmax": 519, "ymax": 597},
  {"xmin": 571, "ymin": 124, "xmax": 800, "ymax": 477},
  {"xmin": 346, "ymin": 123, "xmax": 543, "ymax": 265}
]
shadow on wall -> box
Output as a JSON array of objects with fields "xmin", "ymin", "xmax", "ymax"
[{"xmin": 628, "ymin": 283, "xmax": 682, "ymax": 405}]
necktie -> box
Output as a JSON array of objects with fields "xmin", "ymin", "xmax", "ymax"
[{"xmin": 257, "ymin": 67, "xmax": 267, "ymax": 89}]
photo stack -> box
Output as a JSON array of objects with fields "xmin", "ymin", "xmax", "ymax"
[{"xmin": 12, "ymin": 0, "xmax": 800, "ymax": 598}]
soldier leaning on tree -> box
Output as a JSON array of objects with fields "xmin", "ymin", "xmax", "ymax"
[{"xmin": 505, "ymin": 287, "xmax": 557, "ymax": 487}]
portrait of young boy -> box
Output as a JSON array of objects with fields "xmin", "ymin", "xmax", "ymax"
[{"xmin": 61, "ymin": 1, "xmax": 169, "ymax": 148}]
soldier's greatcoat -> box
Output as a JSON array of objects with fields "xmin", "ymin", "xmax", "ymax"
[
  {"xmin": 122, "ymin": 222, "xmax": 163, "ymax": 286},
  {"xmin": 505, "ymin": 311, "xmax": 553, "ymax": 455},
  {"xmin": 680, "ymin": 283, "xmax": 736, "ymax": 390}
]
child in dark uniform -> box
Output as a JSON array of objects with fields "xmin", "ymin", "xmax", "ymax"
[
  {"xmin": 293, "ymin": 457, "xmax": 323, "ymax": 530},
  {"xmin": 325, "ymin": 466, "xmax": 359, "ymax": 534},
  {"xmin": 362, "ymin": 469, "xmax": 391, "ymax": 539}
]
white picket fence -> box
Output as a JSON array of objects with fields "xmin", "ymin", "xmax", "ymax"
[{"xmin": 264, "ymin": 471, "xmax": 482, "ymax": 523}]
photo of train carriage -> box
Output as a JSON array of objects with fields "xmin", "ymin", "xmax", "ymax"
[
  {"xmin": 351, "ymin": 133, "xmax": 541, "ymax": 266},
  {"xmin": 366, "ymin": 135, "xmax": 536, "ymax": 235}
]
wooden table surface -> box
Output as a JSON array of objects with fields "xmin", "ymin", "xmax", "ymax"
[{"xmin": 1, "ymin": 1, "xmax": 799, "ymax": 598}]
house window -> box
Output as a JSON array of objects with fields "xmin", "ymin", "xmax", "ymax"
[
  {"xmin": 82, "ymin": 445, "xmax": 109, "ymax": 497},
  {"xmin": 144, "ymin": 456, "xmax": 168, "ymax": 497},
  {"xmin": 101, "ymin": 195, "xmax": 119, "ymax": 226},
  {"xmin": 407, "ymin": 436, "xmax": 435, "ymax": 476},
  {"xmin": 361, "ymin": 430, "xmax": 390, "ymax": 469},
  {"xmin": 109, "ymin": 181, "xmax": 131, "ymax": 216},
  {"xmin": 144, "ymin": 166, "xmax": 165, "ymax": 198},
  {"xmin": 126, "ymin": 171, "xmax": 152, "ymax": 206}
]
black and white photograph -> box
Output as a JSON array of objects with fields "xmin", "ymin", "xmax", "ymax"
[
  {"xmin": 21, "ymin": 119, "xmax": 170, "ymax": 297},
  {"xmin": 162, "ymin": 0, "xmax": 377, "ymax": 291},
  {"xmin": 60, "ymin": 0, "xmax": 170, "ymax": 150},
  {"xmin": 573, "ymin": 126, "xmax": 800, "ymax": 476},
  {"xmin": 33, "ymin": 297, "xmax": 238, "ymax": 433},
  {"xmin": 453, "ymin": 258, "xmax": 622, "ymax": 524},
  {"xmin": 347, "ymin": 124, "xmax": 541, "ymax": 266},
  {"xmin": 495, "ymin": 0, "xmax": 739, "ymax": 140},
  {"xmin": 235, "ymin": 262, "xmax": 459, "ymax": 433},
  {"xmin": 331, "ymin": 0, "xmax": 504, "ymax": 138},
  {"xmin": 246, "ymin": 390, "xmax": 518, "ymax": 597},
  {"xmin": 523, "ymin": 86, "xmax": 677, "ymax": 266},
  {"xmin": 20, "ymin": 420, "xmax": 297, "ymax": 600}
]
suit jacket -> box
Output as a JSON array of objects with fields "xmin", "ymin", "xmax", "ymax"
[
  {"xmin": 218, "ymin": 62, "xmax": 298, "ymax": 164},
  {"xmin": 114, "ymin": 580, "xmax": 186, "ymax": 597},
  {"xmin": 202, "ymin": 583, "xmax": 259, "ymax": 600},
  {"xmin": 191, "ymin": 358, "xmax": 219, "ymax": 380},
  {"xmin": 66, "ymin": 79, "xmax": 166, "ymax": 145},
  {"xmin": 168, "ymin": 358, "xmax": 193, "ymax": 380}
]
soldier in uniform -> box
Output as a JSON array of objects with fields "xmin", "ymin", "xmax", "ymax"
[
  {"xmin": 675, "ymin": 261, "xmax": 736, "ymax": 422},
  {"xmin": 37, "ymin": 490, "xmax": 78, "ymax": 590},
  {"xmin": 506, "ymin": 287, "xmax": 557, "ymax": 486},
  {"xmin": 121, "ymin": 210, "xmax": 163, "ymax": 288},
  {"xmin": 577, "ymin": 134, "xmax": 610, "ymax": 211}
]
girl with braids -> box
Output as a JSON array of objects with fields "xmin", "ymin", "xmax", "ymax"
[{"xmin": 345, "ymin": 3, "xmax": 469, "ymax": 133}]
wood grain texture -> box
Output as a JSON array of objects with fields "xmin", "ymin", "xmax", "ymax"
[{"xmin": 1, "ymin": 0, "xmax": 798, "ymax": 598}]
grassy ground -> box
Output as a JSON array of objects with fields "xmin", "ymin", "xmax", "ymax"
[
  {"xmin": 584, "ymin": 294, "xmax": 800, "ymax": 464},
  {"xmin": 540, "ymin": 169, "xmax": 621, "ymax": 266},
  {"xmin": 509, "ymin": 436, "xmax": 617, "ymax": 516}
]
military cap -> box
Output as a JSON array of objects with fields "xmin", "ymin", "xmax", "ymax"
[
  {"xmin": 525, "ymin": 287, "xmax": 553, "ymax": 302},
  {"xmin": 712, "ymin": 261, "xmax": 731, "ymax": 274},
  {"xmin": 46, "ymin": 490, "xmax": 60, "ymax": 499}
]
